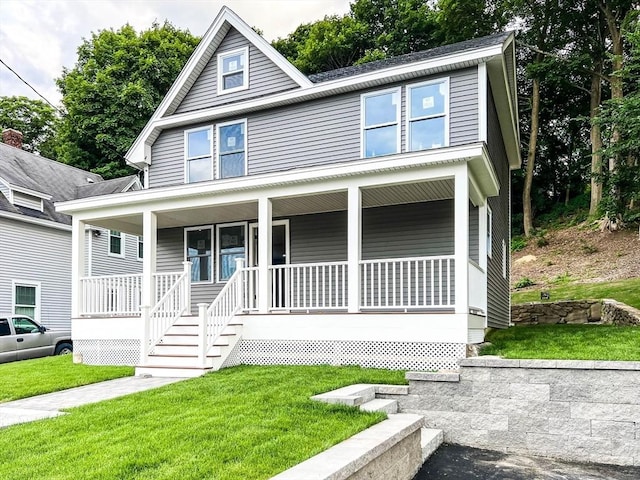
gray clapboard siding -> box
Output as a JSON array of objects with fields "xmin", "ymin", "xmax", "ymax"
[
  {"xmin": 0, "ymin": 218, "xmax": 71, "ymax": 329},
  {"xmin": 449, "ymin": 68, "xmax": 479, "ymax": 146},
  {"xmin": 149, "ymin": 69, "xmax": 479, "ymax": 188},
  {"xmin": 175, "ymin": 28, "xmax": 299, "ymax": 114},
  {"xmin": 88, "ymin": 229, "xmax": 142, "ymax": 276},
  {"xmin": 485, "ymin": 85, "xmax": 511, "ymax": 328},
  {"xmin": 469, "ymin": 202, "xmax": 479, "ymax": 263}
]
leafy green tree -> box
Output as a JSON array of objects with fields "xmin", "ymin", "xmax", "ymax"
[
  {"xmin": 0, "ymin": 96, "xmax": 60, "ymax": 158},
  {"xmin": 596, "ymin": 18, "xmax": 640, "ymax": 217},
  {"xmin": 56, "ymin": 21, "xmax": 199, "ymax": 178}
]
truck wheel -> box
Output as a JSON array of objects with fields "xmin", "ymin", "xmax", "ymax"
[{"xmin": 55, "ymin": 343, "xmax": 73, "ymax": 355}]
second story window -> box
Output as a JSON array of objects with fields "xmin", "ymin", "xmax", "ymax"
[
  {"xmin": 218, "ymin": 47, "xmax": 248, "ymax": 94},
  {"xmin": 109, "ymin": 230, "xmax": 124, "ymax": 257},
  {"xmin": 185, "ymin": 126, "xmax": 213, "ymax": 183},
  {"xmin": 362, "ymin": 88, "xmax": 401, "ymax": 158},
  {"xmin": 408, "ymin": 78, "xmax": 449, "ymax": 151},
  {"xmin": 217, "ymin": 120, "xmax": 246, "ymax": 179}
]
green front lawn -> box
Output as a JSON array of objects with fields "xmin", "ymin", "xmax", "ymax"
[
  {"xmin": 0, "ymin": 355, "xmax": 133, "ymax": 403},
  {"xmin": 482, "ymin": 324, "xmax": 640, "ymax": 360},
  {"xmin": 511, "ymin": 277, "xmax": 640, "ymax": 309},
  {"xmin": 0, "ymin": 365, "xmax": 405, "ymax": 480}
]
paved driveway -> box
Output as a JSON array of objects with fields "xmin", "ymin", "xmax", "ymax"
[{"xmin": 414, "ymin": 444, "xmax": 640, "ymax": 480}]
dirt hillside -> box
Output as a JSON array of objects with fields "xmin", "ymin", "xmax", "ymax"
[{"xmin": 510, "ymin": 224, "xmax": 640, "ymax": 289}]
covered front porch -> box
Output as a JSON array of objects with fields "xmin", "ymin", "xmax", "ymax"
[{"xmin": 61, "ymin": 146, "xmax": 497, "ymax": 372}]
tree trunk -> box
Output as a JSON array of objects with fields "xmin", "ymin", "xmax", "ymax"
[
  {"xmin": 589, "ymin": 68, "xmax": 603, "ymax": 215},
  {"xmin": 523, "ymin": 77, "xmax": 540, "ymax": 237}
]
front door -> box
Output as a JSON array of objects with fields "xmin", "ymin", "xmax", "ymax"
[{"xmin": 249, "ymin": 220, "xmax": 289, "ymax": 308}]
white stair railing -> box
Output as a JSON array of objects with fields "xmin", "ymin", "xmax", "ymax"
[
  {"xmin": 144, "ymin": 261, "xmax": 192, "ymax": 356},
  {"xmin": 360, "ymin": 256, "xmax": 455, "ymax": 309},
  {"xmin": 200, "ymin": 258, "xmax": 246, "ymax": 365}
]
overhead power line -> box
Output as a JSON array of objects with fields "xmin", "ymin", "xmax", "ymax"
[{"xmin": 0, "ymin": 58, "xmax": 63, "ymax": 114}]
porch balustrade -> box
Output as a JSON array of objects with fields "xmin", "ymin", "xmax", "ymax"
[
  {"xmin": 360, "ymin": 256, "xmax": 455, "ymax": 309},
  {"xmin": 468, "ymin": 261, "xmax": 487, "ymax": 313},
  {"xmin": 80, "ymin": 274, "xmax": 143, "ymax": 316},
  {"xmin": 267, "ymin": 262, "xmax": 349, "ymax": 310}
]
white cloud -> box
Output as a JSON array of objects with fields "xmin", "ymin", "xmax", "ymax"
[{"xmin": 0, "ymin": 0, "xmax": 350, "ymax": 107}]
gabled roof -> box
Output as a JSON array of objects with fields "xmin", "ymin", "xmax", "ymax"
[
  {"xmin": 132, "ymin": 7, "xmax": 309, "ymax": 133},
  {"xmin": 309, "ymin": 32, "xmax": 512, "ymax": 82},
  {"xmin": 0, "ymin": 143, "xmax": 140, "ymax": 226},
  {"xmin": 75, "ymin": 175, "xmax": 141, "ymax": 199}
]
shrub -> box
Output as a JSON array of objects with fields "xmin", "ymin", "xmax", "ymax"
[
  {"xmin": 515, "ymin": 277, "xmax": 535, "ymax": 289},
  {"xmin": 511, "ymin": 236, "xmax": 527, "ymax": 252}
]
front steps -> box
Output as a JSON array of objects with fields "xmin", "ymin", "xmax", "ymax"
[
  {"xmin": 135, "ymin": 316, "xmax": 242, "ymax": 378},
  {"xmin": 311, "ymin": 383, "xmax": 443, "ymax": 462}
]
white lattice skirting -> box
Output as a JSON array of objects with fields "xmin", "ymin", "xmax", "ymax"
[
  {"xmin": 74, "ymin": 339, "xmax": 140, "ymax": 366},
  {"xmin": 234, "ymin": 340, "xmax": 466, "ymax": 371}
]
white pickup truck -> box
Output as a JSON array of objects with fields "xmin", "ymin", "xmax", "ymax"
[{"xmin": 0, "ymin": 314, "xmax": 72, "ymax": 363}]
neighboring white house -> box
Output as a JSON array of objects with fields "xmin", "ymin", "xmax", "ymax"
[
  {"xmin": 57, "ymin": 7, "xmax": 520, "ymax": 376},
  {"xmin": 0, "ymin": 131, "xmax": 142, "ymax": 330}
]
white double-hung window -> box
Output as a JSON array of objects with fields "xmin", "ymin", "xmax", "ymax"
[
  {"xmin": 13, "ymin": 281, "xmax": 40, "ymax": 320},
  {"xmin": 361, "ymin": 88, "xmax": 401, "ymax": 158},
  {"xmin": 218, "ymin": 47, "xmax": 248, "ymax": 94},
  {"xmin": 185, "ymin": 226, "xmax": 213, "ymax": 283},
  {"xmin": 407, "ymin": 78, "xmax": 449, "ymax": 151},
  {"xmin": 185, "ymin": 126, "xmax": 213, "ymax": 183},
  {"xmin": 217, "ymin": 120, "xmax": 247, "ymax": 179}
]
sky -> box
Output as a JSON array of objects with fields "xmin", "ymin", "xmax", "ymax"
[{"xmin": 0, "ymin": 0, "xmax": 351, "ymax": 107}]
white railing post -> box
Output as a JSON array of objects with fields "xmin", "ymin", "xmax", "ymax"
[
  {"xmin": 235, "ymin": 257, "xmax": 245, "ymax": 311},
  {"xmin": 197, "ymin": 303, "xmax": 208, "ymax": 367},
  {"xmin": 140, "ymin": 305, "xmax": 150, "ymax": 364},
  {"xmin": 182, "ymin": 261, "xmax": 192, "ymax": 314}
]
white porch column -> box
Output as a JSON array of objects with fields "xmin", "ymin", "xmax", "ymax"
[
  {"xmin": 258, "ymin": 197, "xmax": 272, "ymax": 313},
  {"xmin": 141, "ymin": 210, "xmax": 157, "ymax": 308},
  {"xmin": 71, "ymin": 217, "xmax": 86, "ymax": 318},
  {"xmin": 347, "ymin": 186, "xmax": 362, "ymax": 313},
  {"xmin": 455, "ymin": 165, "xmax": 469, "ymax": 315}
]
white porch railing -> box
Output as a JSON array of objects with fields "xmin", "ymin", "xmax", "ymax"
[
  {"xmin": 243, "ymin": 266, "xmax": 259, "ymax": 312},
  {"xmin": 80, "ymin": 274, "xmax": 142, "ymax": 315},
  {"xmin": 360, "ymin": 256, "xmax": 455, "ymax": 309},
  {"xmin": 468, "ymin": 260, "xmax": 487, "ymax": 313},
  {"xmin": 200, "ymin": 259, "xmax": 245, "ymax": 365},
  {"xmin": 145, "ymin": 262, "xmax": 191, "ymax": 354},
  {"xmin": 268, "ymin": 262, "xmax": 348, "ymax": 310}
]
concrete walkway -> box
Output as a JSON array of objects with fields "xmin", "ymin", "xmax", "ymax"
[{"xmin": 0, "ymin": 376, "xmax": 183, "ymax": 428}]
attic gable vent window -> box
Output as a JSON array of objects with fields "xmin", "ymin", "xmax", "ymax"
[{"xmin": 218, "ymin": 47, "xmax": 249, "ymax": 94}]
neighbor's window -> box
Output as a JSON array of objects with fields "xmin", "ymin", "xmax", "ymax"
[
  {"xmin": 137, "ymin": 236, "xmax": 143, "ymax": 261},
  {"xmin": 361, "ymin": 88, "xmax": 401, "ymax": 158},
  {"xmin": 408, "ymin": 78, "xmax": 449, "ymax": 151},
  {"xmin": 14, "ymin": 283, "xmax": 38, "ymax": 320},
  {"xmin": 185, "ymin": 126, "xmax": 213, "ymax": 183},
  {"xmin": 186, "ymin": 227, "xmax": 213, "ymax": 283},
  {"xmin": 217, "ymin": 120, "xmax": 246, "ymax": 179},
  {"xmin": 109, "ymin": 230, "xmax": 124, "ymax": 257},
  {"xmin": 218, "ymin": 47, "xmax": 248, "ymax": 94},
  {"xmin": 217, "ymin": 223, "xmax": 246, "ymax": 281}
]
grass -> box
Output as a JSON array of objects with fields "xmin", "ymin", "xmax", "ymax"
[
  {"xmin": 482, "ymin": 324, "xmax": 640, "ymax": 360},
  {"xmin": 0, "ymin": 364, "xmax": 405, "ymax": 480},
  {"xmin": 0, "ymin": 355, "xmax": 133, "ymax": 403},
  {"xmin": 511, "ymin": 277, "xmax": 640, "ymax": 309}
]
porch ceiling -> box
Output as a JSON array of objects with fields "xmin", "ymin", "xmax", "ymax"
[
  {"xmin": 362, "ymin": 178, "xmax": 454, "ymax": 208},
  {"xmin": 157, "ymin": 201, "xmax": 258, "ymax": 229}
]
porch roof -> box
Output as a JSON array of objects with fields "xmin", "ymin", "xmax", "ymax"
[{"xmin": 56, "ymin": 143, "xmax": 496, "ymax": 235}]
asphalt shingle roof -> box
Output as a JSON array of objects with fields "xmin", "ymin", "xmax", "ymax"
[
  {"xmin": 308, "ymin": 31, "xmax": 512, "ymax": 83},
  {"xmin": 0, "ymin": 143, "xmax": 138, "ymax": 225}
]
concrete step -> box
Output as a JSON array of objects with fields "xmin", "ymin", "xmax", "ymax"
[
  {"xmin": 421, "ymin": 428, "xmax": 444, "ymax": 461},
  {"xmin": 145, "ymin": 353, "xmax": 219, "ymax": 368},
  {"xmin": 360, "ymin": 398, "xmax": 398, "ymax": 414},
  {"xmin": 135, "ymin": 365, "xmax": 211, "ymax": 378},
  {"xmin": 311, "ymin": 384, "xmax": 376, "ymax": 406}
]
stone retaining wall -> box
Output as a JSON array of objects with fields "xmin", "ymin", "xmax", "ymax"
[
  {"xmin": 511, "ymin": 299, "xmax": 640, "ymax": 326},
  {"xmin": 392, "ymin": 359, "xmax": 640, "ymax": 466}
]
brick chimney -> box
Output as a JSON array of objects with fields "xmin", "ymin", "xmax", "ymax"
[{"xmin": 2, "ymin": 128, "xmax": 23, "ymax": 149}]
